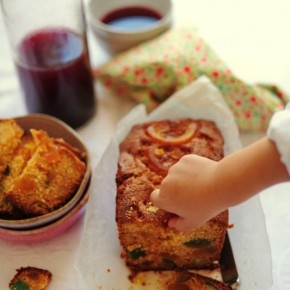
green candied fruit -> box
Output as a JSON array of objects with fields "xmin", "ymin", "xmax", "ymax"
[
  {"xmin": 205, "ymin": 283, "xmax": 218, "ymax": 290},
  {"xmin": 128, "ymin": 247, "xmax": 146, "ymax": 260},
  {"xmin": 10, "ymin": 280, "xmax": 29, "ymax": 290},
  {"xmin": 183, "ymin": 238, "xmax": 211, "ymax": 248}
]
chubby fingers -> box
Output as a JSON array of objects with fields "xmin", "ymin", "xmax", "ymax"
[
  {"xmin": 168, "ymin": 216, "xmax": 204, "ymax": 232},
  {"xmin": 150, "ymin": 189, "xmax": 176, "ymax": 214},
  {"xmin": 150, "ymin": 189, "xmax": 162, "ymax": 207},
  {"xmin": 151, "ymin": 189, "xmax": 192, "ymax": 232},
  {"xmin": 168, "ymin": 216, "xmax": 193, "ymax": 232},
  {"xmin": 151, "ymin": 189, "xmax": 205, "ymax": 232},
  {"xmin": 150, "ymin": 188, "xmax": 175, "ymax": 213}
]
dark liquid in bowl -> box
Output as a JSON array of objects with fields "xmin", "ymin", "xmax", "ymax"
[
  {"xmin": 16, "ymin": 28, "xmax": 96, "ymax": 129},
  {"xmin": 101, "ymin": 6, "xmax": 162, "ymax": 31}
]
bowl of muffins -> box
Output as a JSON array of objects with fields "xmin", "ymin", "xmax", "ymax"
[{"xmin": 0, "ymin": 114, "xmax": 91, "ymax": 242}]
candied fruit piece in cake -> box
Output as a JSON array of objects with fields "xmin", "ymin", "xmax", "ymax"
[
  {"xmin": 116, "ymin": 119, "xmax": 229, "ymax": 271},
  {"xmin": 9, "ymin": 266, "xmax": 52, "ymax": 290},
  {"xmin": 6, "ymin": 129, "xmax": 86, "ymax": 217}
]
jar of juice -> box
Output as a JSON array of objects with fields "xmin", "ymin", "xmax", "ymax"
[{"xmin": 1, "ymin": 0, "xmax": 96, "ymax": 128}]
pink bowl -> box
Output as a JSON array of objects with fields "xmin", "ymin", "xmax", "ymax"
[{"xmin": 0, "ymin": 182, "xmax": 90, "ymax": 243}]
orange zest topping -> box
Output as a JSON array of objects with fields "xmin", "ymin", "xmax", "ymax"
[{"xmin": 146, "ymin": 123, "xmax": 197, "ymax": 145}]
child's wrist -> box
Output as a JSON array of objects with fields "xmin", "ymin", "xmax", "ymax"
[
  {"xmin": 207, "ymin": 162, "xmax": 231, "ymax": 211},
  {"xmin": 212, "ymin": 159, "xmax": 241, "ymax": 209}
]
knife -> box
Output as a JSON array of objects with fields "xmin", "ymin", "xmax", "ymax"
[{"xmin": 220, "ymin": 232, "xmax": 240, "ymax": 289}]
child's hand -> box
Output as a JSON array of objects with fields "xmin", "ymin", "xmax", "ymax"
[
  {"xmin": 150, "ymin": 154, "xmax": 226, "ymax": 231},
  {"xmin": 151, "ymin": 136, "xmax": 290, "ymax": 232}
]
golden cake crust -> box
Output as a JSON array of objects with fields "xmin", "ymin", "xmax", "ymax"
[
  {"xmin": 0, "ymin": 134, "xmax": 37, "ymax": 218},
  {"xmin": 0, "ymin": 119, "xmax": 24, "ymax": 180}
]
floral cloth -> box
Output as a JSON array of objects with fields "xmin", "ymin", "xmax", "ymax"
[{"xmin": 95, "ymin": 28, "xmax": 288, "ymax": 131}]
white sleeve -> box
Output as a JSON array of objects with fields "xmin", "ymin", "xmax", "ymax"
[{"xmin": 267, "ymin": 103, "xmax": 290, "ymax": 175}]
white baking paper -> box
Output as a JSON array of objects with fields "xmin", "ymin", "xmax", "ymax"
[{"xmin": 75, "ymin": 76, "xmax": 272, "ymax": 290}]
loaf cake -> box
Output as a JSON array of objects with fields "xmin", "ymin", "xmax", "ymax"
[
  {"xmin": 0, "ymin": 119, "xmax": 86, "ymax": 219},
  {"xmin": 116, "ymin": 119, "xmax": 229, "ymax": 272}
]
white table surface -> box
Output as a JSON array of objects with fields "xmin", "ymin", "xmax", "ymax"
[{"xmin": 1, "ymin": 1, "xmax": 290, "ymax": 289}]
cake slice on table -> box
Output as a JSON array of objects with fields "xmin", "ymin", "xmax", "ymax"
[
  {"xmin": 9, "ymin": 266, "xmax": 52, "ymax": 290},
  {"xmin": 116, "ymin": 119, "xmax": 229, "ymax": 272}
]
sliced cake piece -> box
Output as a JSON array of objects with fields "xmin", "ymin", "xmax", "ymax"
[
  {"xmin": 0, "ymin": 119, "xmax": 24, "ymax": 180},
  {"xmin": 0, "ymin": 134, "xmax": 37, "ymax": 218},
  {"xmin": 6, "ymin": 129, "xmax": 86, "ymax": 217}
]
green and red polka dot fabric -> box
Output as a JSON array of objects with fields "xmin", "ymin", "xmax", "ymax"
[{"xmin": 95, "ymin": 28, "xmax": 288, "ymax": 131}]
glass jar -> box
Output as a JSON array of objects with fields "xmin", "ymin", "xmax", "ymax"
[{"xmin": 1, "ymin": 0, "xmax": 96, "ymax": 128}]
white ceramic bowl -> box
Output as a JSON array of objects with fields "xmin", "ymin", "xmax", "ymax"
[
  {"xmin": 0, "ymin": 114, "xmax": 91, "ymax": 231},
  {"xmin": 88, "ymin": 0, "xmax": 172, "ymax": 54}
]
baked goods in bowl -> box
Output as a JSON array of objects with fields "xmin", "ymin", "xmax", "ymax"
[
  {"xmin": 0, "ymin": 114, "xmax": 91, "ymax": 230},
  {"xmin": 116, "ymin": 119, "xmax": 228, "ymax": 271}
]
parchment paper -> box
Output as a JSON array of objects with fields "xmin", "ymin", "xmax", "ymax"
[{"xmin": 75, "ymin": 76, "xmax": 272, "ymax": 290}]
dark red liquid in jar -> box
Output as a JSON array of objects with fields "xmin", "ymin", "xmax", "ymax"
[
  {"xmin": 101, "ymin": 6, "xmax": 162, "ymax": 31},
  {"xmin": 16, "ymin": 28, "xmax": 96, "ymax": 128}
]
